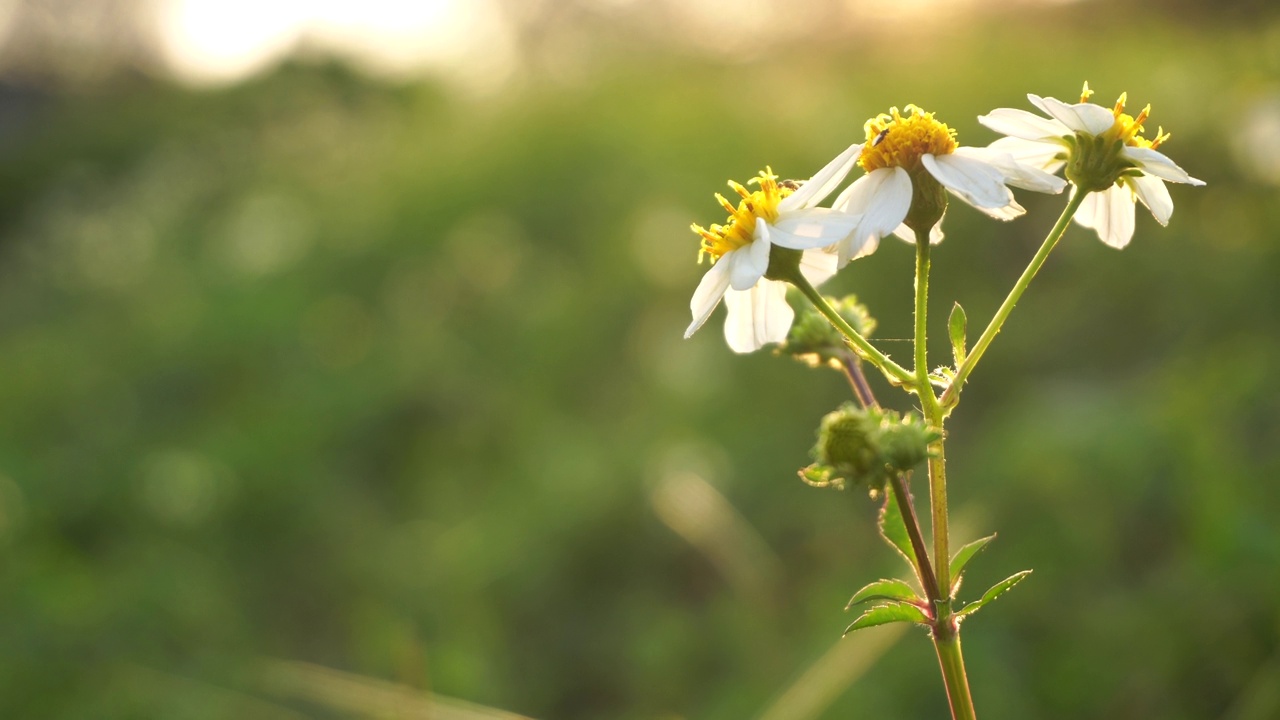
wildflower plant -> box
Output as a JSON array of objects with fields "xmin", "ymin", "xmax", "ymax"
[{"xmin": 680, "ymin": 83, "xmax": 1203, "ymax": 719}]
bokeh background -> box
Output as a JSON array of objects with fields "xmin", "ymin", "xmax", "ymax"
[{"xmin": 0, "ymin": 0, "xmax": 1277, "ymax": 718}]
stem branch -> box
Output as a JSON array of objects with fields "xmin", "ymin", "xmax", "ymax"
[
  {"xmin": 939, "ymin": 190, "xmax": 1087, "ymax": 410},
  {"xmin": 789, "ymin": 273, "xmax": 915, "ymax": 388}
]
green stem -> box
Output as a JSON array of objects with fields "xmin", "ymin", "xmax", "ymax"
[
  {"xmin": 914, "ymin": 228, "xmax": 972, "ymax": 719},
  {"xmin": 934, "ymin": 629, "xmax": 977, "ymax": 720},
  {"xmin": 912, "ymin": 229, "xmax": 948, "ymax": 592},
  {"xmin": 939, "ymin": 189, "xmax": 1087, "ymax": 411},
  {"xmin": 913, "ymin": 231, "xmax": 938, "ymax": 412},
  {"xmin": 789, "ymin": 274, "xmax": 915, "ymax": 387}
]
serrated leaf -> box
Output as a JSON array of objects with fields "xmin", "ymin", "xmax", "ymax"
[
  {"xmin": 956, "ymin": 570, "xmax": 1032, "ymax": 619},
  {"xmin": 878, "ymin": 488, "xmax": 917, "ymax": 576},
  {"xmin": 949, "ymin": 303, "xmax": 967, "ymax": 366},
  {"xmin": 948, "ymin": 534, "xmax": 996, "ymax": 595},
  {"xmin": 843, "ymin": 602, "xmax": 930, "ymax": 635},
  {"xmin": 845, "ymin": 579, "xmax": 922, "ymax": 610}
]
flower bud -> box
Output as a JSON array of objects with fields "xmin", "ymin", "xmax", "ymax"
[
  {"xmin": 800, "ymin": 405, "xmax": 939, "ymax": 491},
  {"xmin": 779, "ymin": 294, "xmax": 876, "ymax": 368}
]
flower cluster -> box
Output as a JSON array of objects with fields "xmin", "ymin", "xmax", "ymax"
[{"xmin": 684, "ymin": 85, "xmax": 1203, "ymax": 352}]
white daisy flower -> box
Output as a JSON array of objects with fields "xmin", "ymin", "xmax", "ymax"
[
  {"xmin": 831, "ymin": 105, "xmax": 1066, "ymax": 266},
  {"xmin": 684, "ymin": 144, "xmax": 863, "ymax": 353},
  {"xmin": 978, "ymin": 82, "xmax": 1206, "ymax": 249}
]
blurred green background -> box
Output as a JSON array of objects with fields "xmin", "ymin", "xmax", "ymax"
[{"xmin": 0, "ymin": 0, "xmax": 1277, "ymax": 718}]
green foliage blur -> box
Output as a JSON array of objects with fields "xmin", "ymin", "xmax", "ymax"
[{"xmin": 1, "ymin": 3, "xmax": 1278, "ymax": 719}]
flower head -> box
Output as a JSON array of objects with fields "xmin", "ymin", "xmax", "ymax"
[
  {"xmin": 978, "ymin": 82, "xmax": 1205, "ymax": 249},
  {"xmin": 832, "ymin": 105, "xmax": 1065, "ymax": 266},
  {"xmin": 684, "ymin": 144, "xmax": 863, "ymax": 353}
]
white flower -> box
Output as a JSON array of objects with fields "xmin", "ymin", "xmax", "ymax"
[
  {"xmin": 685, "ymin": 144, "xmax": 863, "ymax": 353},
  {"xmin": 978, "ymin": 83, "xmax": 1205, "ymax": 249},
  {"xmin": 832, "ymin": 105, "xmax": 1066, "ymax": 266}
]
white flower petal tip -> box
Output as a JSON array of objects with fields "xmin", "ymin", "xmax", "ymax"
[
  {"xmin": 1074, "ymin": 185, "xmax": 1135, "ymax": 250},
  {"xmin": 685, "ymin": 258, "xmax": 732, "ymax": 338},
  {"xmin": 778, "ymin": 143, "xmax": 863, "ymax": 213},
  {"xmin": 723, "ymin": 281, "xmax": 794, "ymax": 354},
  {"xmin": 923, "ymin": 153, "xmax": 1018, "ymax": 210}
]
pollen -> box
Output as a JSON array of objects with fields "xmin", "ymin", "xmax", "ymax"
[
  {"xmin": 692, "ymin": 168, "xmax": 792, "ymax": 263},
  {"xmin": 857, "ymin": 105, "xmax": 958, "ymax": 174}
]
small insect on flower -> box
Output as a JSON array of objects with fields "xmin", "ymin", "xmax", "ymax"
[{"xmin": 830, "ymin": 105, "xmax": 1065, "ymax": 267}]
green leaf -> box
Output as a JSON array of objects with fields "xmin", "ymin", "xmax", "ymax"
[
  {"xmin": 948, "ymin": 302, "xmax": 967, "ymax": 366},
  {"xmin": 844, "ymin": 602, "xmax": 930, "ymax": 635},
  {"xmin": 948, "ymin": 534, "xmax": 996, "ymax": 594},
  {"xmin": 878, "ymin": 488, "xmax": 917, "ymax": 574},
  {"xmin": 956, "ymin": 570, "xmax": 1032, "ymax": 619},
  {"xmin": 845, "ymin": 579, "xmax": 921, "ymax": 610}
]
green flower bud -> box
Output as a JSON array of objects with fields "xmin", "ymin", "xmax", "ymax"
[
  {"xmin": 877, "ymin": 413, "xmax": 942, "ymax": 473},
  {"xmin": 779, "ymin": 294, "xmax": 876, "ymax": 368},
  {"xmin": 816, "ymin": 404, "xmax": 879, "ymax": 476},
  {"xmin": 799, "ymin": 405, "xmax": 939, "ymax": 492}
]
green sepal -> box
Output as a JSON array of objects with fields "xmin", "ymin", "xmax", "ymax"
[
  {"xmin": 844, "ymin": 602, "xmax": 930, "ymax": 635},
  {"xmin": 845, "ymin": 579, "xmax": 922, "ymax": 610},
  {"xmin": 948, "ymin": 302, "xmax": 967, "ymax": 366},
  {"xmin": 948, "ymin": 534, "xmax": 996, "ymax": 595},
  {"xmin": 956, "ymin": 570, "xmax": 1032, "ymax": 619}
]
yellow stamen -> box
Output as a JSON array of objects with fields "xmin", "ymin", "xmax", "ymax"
[
  {"xmin": 858, "ymin": 104, "xmax": 958, "ymax": 174},
  {"xmin": 1080, "ymin": 81, "xmax": 1094, "ymax": 102},
  {"xmin": 1092, "ymin": 86, "xmax": 1175, "ymax": 151},
  {"xmin": 692, "ymin": 168, "xmax": 791, "ymax": 263}
]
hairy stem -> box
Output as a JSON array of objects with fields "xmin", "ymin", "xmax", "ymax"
[
  {"xmin": 915, "ymin": 227, "xmax": 974, "ymax": 720},
  {"xmin": 934, "ymin": 629, "xmax": 977, "ymax": 720},
  {"xmin": 939, "ymin": 189, "xmax": 1088, "ymax": 410}
]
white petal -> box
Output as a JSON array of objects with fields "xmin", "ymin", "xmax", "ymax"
[
  {"xmin": 1074, "ymin": 185, "xmax": 1136, "ymax": 249},
  {"xmin": 1029, "ymin": 94, "xmax": 1117, "ymax": 136},
  {"xmin": 923, "ymin": 153, "xmax": 1018, "ymax": 211},
  {"xmin": 891, "ymin": 215, "xmax": 945, "ymax": 245},
  {"xmin": 769, "ymin": 208, "xmax": 863, "ymax": 250},
  {"xmin": 986, "ymin": 136, "xmax": 1067, "ymax": 174},
  {"xmin": 684, "ymin": 256, "xmax": 731, "ymax": 338},
  {"xmin": 722, "ymin": 280, "xmax": 794, "ymax": 353},
  {"xmin": 1120, "ymin": 146, "xmax": 1205, "ymax": 186},
  {"xmin": 798, "ymin": 248, "xmax": 838, "ymax": 286},
  {"xmin": 778, "ymin": 143, "xmax": 863, "ymax": 212},
  {"xmin": 977, "ymin": 107, "xmax": 1071, "ymax": 141},
  {"xmin": 833, "ymin": 167, "xmax": 911, "ymax": 266},
  {"xmin": 728, "ymin": 232, "xmax": 771, "ymax": 291},
  {"xmin": 956, "ymin": 145, "xmax": 1067, "ymax": 195},
  {"xmin": 1130, "ymin": 174, "xmax": 1173, "ymax": 226}
]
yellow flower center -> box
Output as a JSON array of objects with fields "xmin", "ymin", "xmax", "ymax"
[
  {"xmin": 858, "ymin": 105, "xmax": 958, "ymax": 173},
  {"xmin": 1081, "ymin": 81, "xmax": 1172, "ymax": 150},
  {"xmin": 691, "ymin": 169, "xmax": 793, "ymax": 263}
]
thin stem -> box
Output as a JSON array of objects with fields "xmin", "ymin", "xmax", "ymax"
[
  {"xmin": 838, "ymin": 355, "xmax": 878, "ymax": 409},
  {"xmin": 835, "ymin": 357, "xmax": 941, "ymax": 604},
  {"xmin": 912, "ymin": 229, "xmax": 948, "ymax": 593},
  {"xmin": 913, "ymin": 232, "xmax": 938, "ymax": 412},
  {"xmin": 926, "ymin": 425, "xmax": 950, "ymax": 594},
  {"xmin": 934, "ymin": 631, "xmax": 977, "ymax": 720},
  {"xmin": 789, "ymin": 273, "xmax": 915, "ymax": 387},
  {"xmin": 888, "ymin": 471, "xmax": 941, "ymax": 604},
  {"xmin": 913, "ymin": 227, "xmax": 973, "ymax": 720},
  {"xmin": 939, "ymin": 189, "xmax": 1088, "ymax": 410}
]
